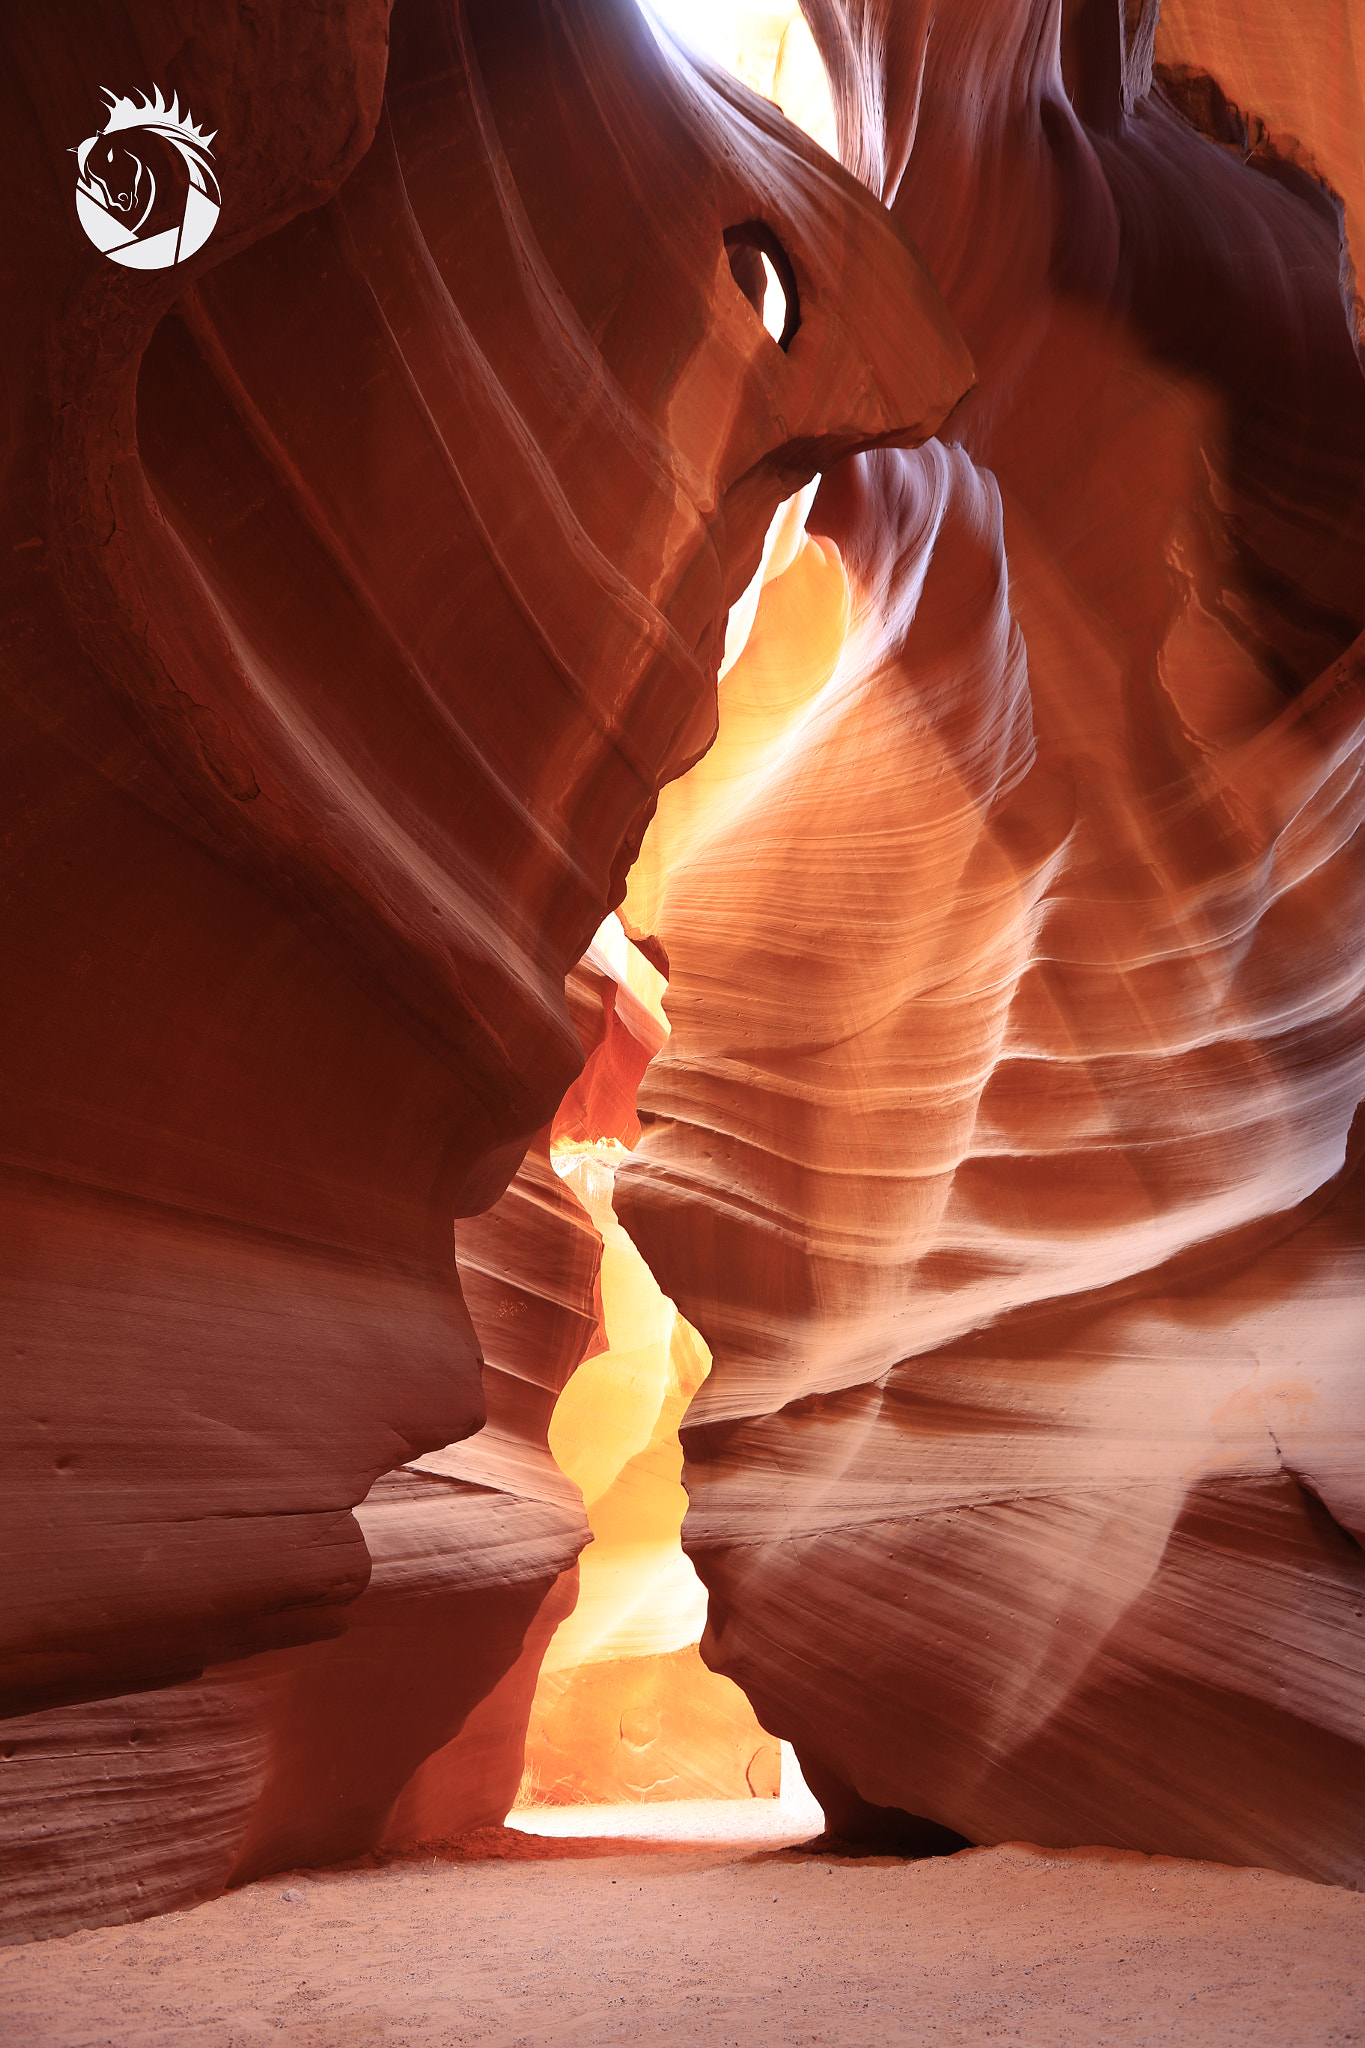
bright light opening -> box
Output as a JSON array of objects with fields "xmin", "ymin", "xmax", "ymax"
[
  {"xmin": 643, "ymin": 2, "xmax": 839, "ymax": 159},
  {"xmin": 759, "ymin": 251, "xmax": 786, "ymax": 340},
  {"xmin": 511, "ymin": 917, "xmax": 782, "ymax": 1809}
]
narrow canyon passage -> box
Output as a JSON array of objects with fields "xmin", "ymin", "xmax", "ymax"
[
  {"xmin": 511, "ymin": 915, "xmax": 781, "ymax": 1808},
  {"xmin": 3, "ymin": 0, "xmax": 1364, "ymax": 2010}
]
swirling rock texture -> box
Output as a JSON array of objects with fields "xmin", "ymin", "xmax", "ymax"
[
  {"xmin": 0, "ymin": 0, "xmax": 967, "ymax": 1941},
  {"xmin": 618, "ymin": 0, "xmax": 1365, "ymax": 1884}
]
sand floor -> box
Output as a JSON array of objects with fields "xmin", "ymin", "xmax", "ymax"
[{"xmin": 2, "ymin": 1804, "xmax": 1361, "ymax": 2048}]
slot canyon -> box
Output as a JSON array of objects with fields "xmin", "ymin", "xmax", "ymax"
[{"xmin": 1, "ymin": 0, "xmax": 1363, "ymax": 2042}]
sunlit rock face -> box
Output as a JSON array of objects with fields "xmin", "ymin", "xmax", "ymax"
[
  {"xmin": 512, "ymin": 922, "xmax": 779, "ymax": 1806},
  {"xmin": 659, "ymin": 3, "xmax": 840, "ymax": 158},
  {"xmin": 618, "ymin": 0, "xmax": 1365, "ymax": 1884},
  {"xmin": 523, "ymin": 1142, "xmax": 779, "ymax": 1804}
]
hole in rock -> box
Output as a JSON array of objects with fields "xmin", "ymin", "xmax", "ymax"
[
  {"xmin": 725, "ymin": 224, "xmax": 799, "ymax": 349},
  {"xmin": 647, "ymin": 4, "xmax": 840, "ymax": 356},
  {"xmin": 509, "ymin": 915, "xmax": 795, "ymax": 1829}
]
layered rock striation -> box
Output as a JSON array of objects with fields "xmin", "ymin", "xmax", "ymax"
[
  {"xmin": 0, "ymin": 0, "xmax": 966, "ymax": 1727},
  {"xmin": 7, "ymin": 0, "xmax": 1360, "ymax": 1935},
  {"xmin": 0, "ymin": 0, "xmax": 967, "ymax": 1938},
  {"xmin": 619, "ymin": 0, "xmax": 1365, "ymax": 1884},
  {"xmin": 0, "ymin": 1023, "xmax": 599, "ymax": 1942}
]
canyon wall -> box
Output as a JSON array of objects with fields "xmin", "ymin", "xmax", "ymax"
[
  {"xmin": 618, "ymin": 0, "xmax": 1365, "ymax": 1885},
  {"xmin": 0, "ymin": 974, "xmax": 600, "ymax": 1943},
  {"xmin": 0, "ymin": 0, "xmax": 967, "ymax": 1938},
  {"xmin": 5, "ymin": 0, "xmax": 1362, "ymax": 1937}
]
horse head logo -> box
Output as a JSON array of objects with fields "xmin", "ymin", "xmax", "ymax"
[{"xmin": 74, "ymin": 86, "xmax": 220, "ymax": 271}]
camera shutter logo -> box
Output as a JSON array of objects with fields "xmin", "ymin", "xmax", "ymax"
[{"xmin": 74, "ymin": 87, "xmax": 220, "ymax": 271}]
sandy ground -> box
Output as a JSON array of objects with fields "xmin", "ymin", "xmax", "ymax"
[{"xmin": 2, "ymin": 1803, "xmax": 1361, "ymax": 2048}]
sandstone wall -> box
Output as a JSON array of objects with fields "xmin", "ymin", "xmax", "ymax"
[
  {"xmin": 0, "ymin": 0, "xmax": 967, "ymax": 1939},
  {"xmin": 617, "ymin": 0, "xmax": 1365, "ymax": 1885}
]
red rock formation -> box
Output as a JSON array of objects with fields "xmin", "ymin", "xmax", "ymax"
[
  {"xmin": 0, "ymin": 0, "xmax": 964, "ymax": 1713},
  {"xmin": 15, "ymin": 0, "xmax": 1354, "ymax": 1933},
  {"xmin": 1152, "ymin": 0, "xmax": 1365, "ymax": 356},
  {"xmin": 618, "ymin": 0, "xmax": 1365, "ymax": 1884},
  {"xmin": 0, "ymin": 0, "xmax": 968, "ymax": 1939},
  {"xmin": 0, "ymin": 1105, "xmax": 598, "ymax": 1943}
]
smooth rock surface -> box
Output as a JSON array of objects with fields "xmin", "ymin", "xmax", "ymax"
[
  {"xmin": 619, "ymin": 0, "xmax": 1365, "ymax": 1885},
  {"xmin": 1153, "ymin": 0, "xmax": 1365, "ymax": 354},
  {"xmin": 0, "ymin": 0, "xmax": 968, "ymax": 1724},
  {"xmin": 0, "ymin": 966, "xmax": 602, "ymax": 1943},
  {"xmin": 6, "ymin": 0, "xmax": 1363, "ymax": 1950},
  {"xmin": 0, "ymin": 0, "xmax": 968, "ymax": 1943}
]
